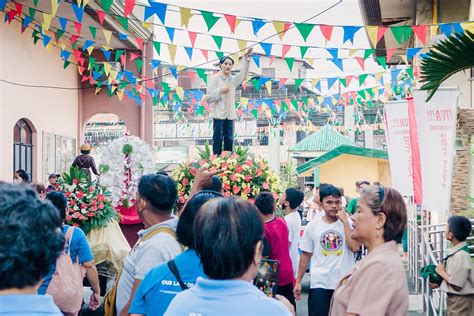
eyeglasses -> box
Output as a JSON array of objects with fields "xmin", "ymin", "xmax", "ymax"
[{"xmin": 378, "ymin": 185, "xmax": 385, "ymax": 203}]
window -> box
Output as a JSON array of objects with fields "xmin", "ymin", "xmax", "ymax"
[
  {"xmin": 262, "ymin": 68, "xmax": 275, "ymax": 78},
  {"xmin": 43, "ymin": 132, "xmax": 76, "ymax": 184},
  {"xmin": 13, "ymin": 119, "xmax": 34, "ymax": 181}
]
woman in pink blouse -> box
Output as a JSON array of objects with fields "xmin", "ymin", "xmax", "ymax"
[{"xmin": 330, "ymin": 185, "xmax": 409, "ymax": 316}]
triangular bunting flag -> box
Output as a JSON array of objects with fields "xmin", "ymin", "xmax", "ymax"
[
  {"xmin": 331, "ymin": 58, "xmax": 344, "ymax": 71},
  {"xmin": 135, "ymin": 37, "xmax": 143, "ymax": 50},
  {"xmin": 74, "ymin": 22, "xmax": 82, "ymax": 35},
  {"xmin": 376, "ymin": 56, "xmax": 387, "ymax": 69},
  {"xmin": 407, "ymin": 47, "xmax": 422, "ymax": 61},
  {"xmin": 238, "ymin": 39, "xmax": 248, "ymax": 52},
  {"xmin": 363, "ymin": 49, "xmax": 375, "ymax": 60},
  {"xmin": 101, "ymin": 0, "xmax": 113, "ymax": 14},
  {"xmin": 300, "ymin": 46, "xmax": 309, "ymax": 58},
  {"xmin": 72, "ymin": 3, "xmax": 84, "ymax": 22},
  {"xmin": 196, "ymin": 68, "xmax": 207, "ymax": 83},
  {"xmin": 339, "ymin": 78, "xmax": 347, "ymax": 88},
  {"xmin": 327, "ymin": 77, "xmax": 338, "ymax": 90},
  {"xmin": 285, "ymin": 58, "xmax": 294, "ymax": 71},
  {"xmin": 319, "ymin": 25, "xmax": 333, "ymax": 41},
  {"xmin": 102, "ymin": 29, "xmax": 112, "ymax": 45},
  {"xmin": 343, "ymin": 26, "xmax": 361, "ymax": 44},
  {"xmin": 326, "ymin": 48, "xmax": 338, "ymax": 59},
  {"xmin": 281, "ymin": 45, "xmax": 291, "ymax": 58},
  {"xmin": 224, "ymin": 14, "xmax": 237, "ymax": 33},
  {"xmin": 386, "ymin": 48, "xmax": 396, "ymax": 63},
  {"xmin": 153, "ymin": 41, "xmax": 161, "ymax": 55},
  {"xmin": 180, "ymin": 7, "xmax": 192, "ymax": 28},
  {"xmin": 89, "ymin": 26, "xmax": 97, "ymax": 39},
  {"xmin": 51, "ymin": 0, "xmax": 59, "ymax": 16},
  {"xmin": 184, "ymin": 46, "xmax": 193, "ymax": 60},
  {"xmin": 212, "ymin": 35, "xmax": 223, "ymax": 50},
  {"xmin": 412, "ymin": 25, "xmax": 427, "ymax": 45},
  {"xmin": 355, "ymin": 57, "xmax": 365, "ymax": 70},
  {"xmin": 294, "ymin": 78, "xmax": 304, "ymax": 91},
  {"xmin": 252, "ymin": 18, "xmax": 266, "ymax": 36},
  {"xmin": 188, "ymin": 31, "xmax": 197, "ymax": 47},
  {"xmin": 124, "ymin": 0, "xmax": 135, "ymax": 17},
  {"xmin": 295, "ymin": 23, "xmax": 315, "ymax": 41},
  {"xmin": 97, "ymin": 10, "xmax": 106, "ymax": 25},
  {"xmin": 391, "ymin": 26, "xmax": 412, "ymax": 44},
  {"xmin": 439, "ymin": 23, "xmax": 453, "ymax": 36},
  {"xmin": 201, "ymin": 49, "xmax": 208, "ymax": 60},
  {"xmin": 201, "ymin": 10, "xmax": 220, "ymax": 31},
  {"xmin": 252, "ymin": 55, "xmax": 260, "ymax": 68},
  {"xmin": 146, "ymin": 1, "xmax": 167, "ymax": 23},
  {"xmin": 166, "ymin": 27, "xmax": 176, "ymax": 42},
  {"xmin": 43, "ymin": 13, "xmax": 53, "ymax": 31},
  {"xmin": 260, "ymin": 42, "xmax": 272, "ymax": 57},
  {"xmin": 273, "ymin": 21, "xmax": 290, "ymax": 39},
  {"xmin": 366, "ymin": 26, "xmax": 378, "ymax": 47}
]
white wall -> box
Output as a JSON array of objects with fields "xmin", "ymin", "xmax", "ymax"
[{"xmin": 0, "ymin": 18, "xmax": 79, "ymax": 182}]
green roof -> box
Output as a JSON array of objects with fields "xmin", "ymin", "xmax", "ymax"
[
  {"xmin": 296, "ymin": 145, "xmax": 388, "ymax": 174},
  {"xmin": 290, "ymin": 125, "xmax": 355, "ymax": 152}
]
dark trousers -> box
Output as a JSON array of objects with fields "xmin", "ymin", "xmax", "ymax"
[
  {"xmin": 308, "ymin": 288, "xmax": 334, "ymax": 316},
  {"xmin": 277, "ymin": 282, "xmax": 296, "ymax": 312},
  {"xmin": 213, "ymin": 119, "xmax": 234, "ymax": 155}
]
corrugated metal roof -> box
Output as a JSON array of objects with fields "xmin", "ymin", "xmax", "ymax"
[{"xmin": 290, "ymin": 125, "xmax": 356, "ymax": 152}]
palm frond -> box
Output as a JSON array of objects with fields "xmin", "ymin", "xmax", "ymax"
[{"xmin": 420, "ymin": 31, "xmax": 474, "ymax": 101}]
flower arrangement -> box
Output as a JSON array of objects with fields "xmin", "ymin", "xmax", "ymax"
[
  {"xmin": 58, "ymin": 167, "xmax": 120, "ymax": 234},
  {"xmin": 173, "ymin": 144, "xmax": 281, "ymax": 205}
]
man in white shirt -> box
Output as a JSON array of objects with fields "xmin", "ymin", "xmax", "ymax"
[
  {"xmin": 280, "ymin": 188, "xmax": 304, "ymax": 277},
  {"xmin": 294, "ymin": 184, "xmax": 360, "ymax": 316}
]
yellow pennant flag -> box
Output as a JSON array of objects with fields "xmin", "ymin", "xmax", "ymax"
[
  {"xmin": 305, "ymin": 58, "xmax": 314, "ymax": 66},
  {"xmin": 265, "ymin": 80, "xmax": 272, "ymax": 95},
  {"xmin": 272, "ymin": 21, "xmax": 286, "ymax": 40},
  {"xmin": 51, "ymin": 0, "xmax": 59, "ymax": 16},
  {"xmin": 235, "ymin": 18, "xmax": 242, "ymax": 29},
  {"xmin": 237, "ymin": 39, "xmax": 247, "ymax": 52},
  {"xmin": 42, "ymin": 13, "xmax": 53, "ymax": 31},
  {"xmin": 60, "ymin": 43, "xmax": 66, "ymax": 50},
  {"xmin": 430, "ymin": 25, "xmax": 439, "ymax": 36},
  {"xmin": 240, "ymin": 97, "xmax": 249, "ymax": 107},
  {"xmin": 153, "ymin": 68, "xmax": 158, "ymax": 77},
  {"xmin": 142, "ymin": 22, "xmax": 153, "ymax": 29},
  {"xmin": 102, "ymin": 29, "xmax": 112, "ymax": 46},
  {"xmin": 46, "ymin": 43, "xmax": 53, "ymax": 53},
  {"xmin": 372, "ymin": 87, "xmax": 378, "ymax": 96},
  {"xmin": 348, "ymin": 49, "xmax": 358, "ymax": 57},
  {"xmin": 317, "ymin": 96, "xmax": 324, "ymax": 104},
  {"xmin": 180, "ymin": 7, "xmax": 193, "ymax": 28},
  {"xmin": 461, "ymin": 22, "xmax": 474, "ymax": 33},
  {"xmin": 104, "ymin": 62, "xmax": 112, "ymax": 76},
  {"xmin": 177, "ymin": 65, "xmax": 186, "ymax": 72},
  {"xmin": 365, "ymin": 26, "xmax": 378, "ymax": 47},
  {"xmin": 232, "ymin": 54, "xmax": 240, "ymax": 67},
  {"xmin": 116, "ymin": 89, "xmax": 124, "ymax": 101},
  {"xmin": 374, "ymin": 72, "xmax": 383, "ymax": 84},
  {"xmin": 87, "ymin": 46, "xmax": 94, "ymax": 55},
  {"xmin": 400, "ymin": 54, "xmax": 408, "ymax": 64},
  {"xmin": 95, "ymin": 87, "xmax": 102, "ymax": 95},
  {"xmin": 175, "ymin": 86, "xmax": 184, "ymax": 100},
  {"xmin": 109, "ymin": 70, "xmax": 118, "ymax": 81},
  {"xmin": 311, "ymin": 79, "xmax": 319, "ymax": 90},
  {"xmin": 101, "ymin": 45, "xmax": 113, "ymax": 51},
  {"xmin": 111, "ymin": 85, "xmax": 117, "ymax": 94},
  {"xmin": 168, "ymin": 44, "xmax": 177, "ymax": 63}
]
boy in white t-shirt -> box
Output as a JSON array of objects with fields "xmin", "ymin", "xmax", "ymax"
[
  {"xmin": 294, "ymin": 184, "xmax": 360, "ymax": 316},
  {"xmin": 280, "ymin": 188, "xmax": 304, "ymax": 277}
]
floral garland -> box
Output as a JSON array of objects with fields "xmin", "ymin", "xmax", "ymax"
[
  {"xmin": 99, "ymin": 136, "xmax": 155, "ymax": 207},
  {"xmin": 173, "ymin": 145, "xmax": 281, "ymax": 205},
  {"xmin": 58, "ymin": 167, "xmax": 119, "ymax": 234}
]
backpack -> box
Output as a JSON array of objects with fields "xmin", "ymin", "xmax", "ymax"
[
  {"xmin": 46, "ymin": 226, "xmax": 85, "ymax": 315},
  {"xmin": 104, "ymin": 226, "xmax": 181, "ymax": 316}
]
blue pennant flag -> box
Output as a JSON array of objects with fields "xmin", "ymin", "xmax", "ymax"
[
  {"xmin": 168, "ymin": 66, "xmax": 177, "ymax": 79},
  {"xmin": 391, "ymin": 69, "xmax": 402, "ymax": 84},
  {"xmin": 439, "ymin": 23, "xmax": 453, "ymax": 36},
  {"xmin": 102, "ymin": 49, "xmax": 111, "ymax": 61},
  {"xmin": 119, "ymin": 33, "xmax": 128, "ymax": 40},
  {"xmin": 256, "ymin": 77, "xmax": 270, "ymax": 90},
  {"xmin": 252, "ymin": 55, "xmax": 261, "ymax": 68},
  {"xmin": 0, "ymin": 0, "xmax": 7, "ymax": 10},
  {"xmin": 406, "ymin": 47, "xmax": 422, "ymax": 61},
  {"xmin": 331, "ymin": 58, "xmax": 344, "ymax": 71},
  {"xmin": 58, "ymin": 16, "xmax": 67, "ymax": 31},
  {"xmin": 166, "ymin": 27, "xmax": 175, "ymax": 42},
  {"xmin": 145, "ymin": 1, "xmax": 167, "ymax": 23},
  {"xmin": 251, "ymin": 18, "xmax": 266, "ymax": 36},
  {"xmin": 326, "ymin": 48, "xmax": 338, "ymax": 59},
  {"xmin": 22, "ymin": 16, "xmax": 31, "ymax": 29},
  {"xmin": 315, "ymin": 80, "xmax": 322, "ymax": 92},
  {"xmin": 184, "ymin": 46, "xmax": 193, "ymax": 60},
  {"xmin": 193, "ymin": 90, "xmax": 204, "ymax": 101},
  {"xmin": 323, "ymin": 96, "xmax": 333, "ymax": 108},
  {"xmin": 83, "ymin": 40, "xmax": 95, "ymax": 51},
  {"xmin": 453, "ymin": 22, "xmax": 464, "ymax": 34},
  {"xmin": 342, "ymin": 26, "xmax": 361, "ymax": 44},
  {"xmin": 174, "ymin": 102, "xmax": 182, "ymax": 112},
  {"xmin": 92, "ymin": 70, "xmax": 102, "ymax": 81},
  {"xmin": 333, "ymin": 93, "xmax": 341, "ymax": 101},
  {"xmin": 42, "ymin": 35, "xmax": 51, "ymax": 47},
  {"xmin": 124, "ymin": 70, "xmax": 137, "ymax": 84},
  {"xmin": 60, "ymin": 50, "xmax": 71, "ymax": 61},
  {"xmin": 71, "ymin": 3, "xmax": 84, "ymax": 22},
  {"xmin": 255, "ymin": 99, "xmax": 263, "ymax": 108},
  {"xmin": 150, "ymin": 59, "xmax": 161, "ymax": 69},
  {"xmin": 327, "ymin": 77, "xmax": 338, "ymax": 90},
  {"xmin": 260, "ymin": 42, "xmax": 272, "ymax": 57}
]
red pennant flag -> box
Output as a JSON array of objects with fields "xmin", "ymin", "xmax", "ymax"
[
  {"xmin": 78, "ymin": 66, "xmax": 86, "ymax": 75},
  {"xmin": 355, "ymin": 57, "xmax": 365, "ymax": 70},
  {"xmin": 120, "ymin": 54, "xmax": 126, "ymax": 66},
  {"xmin": 96, "ymin": 10, "xmax": 106, "ymax": 25},
  {"xmin": 71, "ymin": 34, "xmax": 80, "ymax": 45},
  {"xmin": 74, "ymin": 22, "xmax": 82, "ymax": 35},
  {"xmin": 188, "ymin": 31, "xmax": 197, "ymax": 47},
  {"xmin": 73, "ymin": 49, "xmax": 82, "ymax": 59},
  {"xmin": 124, "ymin": 0, "xmax": 135, "ymax": 17},
  {"xmin": 81, "ymin": 75, "xmax": 89, "ymax": 82},
  {"xmin": 14, "ymin": 3, "xmax": 23, "ymax": 16},
  {"xmin": 319, "ymin": 25, "xmax": 333, "ymax": 41},
  {"xmin": 224, "ymin": 14, "xmax": 236, "ymax": 33},
  {"xmin": 412, "ymin": 25, "xmax": 428, "ymax": 45},
  {"xmin": 241, "ymin": 81, "xmax": 247, "ymax": 90},
  {"xmin": 189, "ymin": 71, "xmax": 196, "ymax": 82},
  {"xmin": 386, "ymin": 48, "xmax": 397, "ymax": 62},
  {"xmin": 7, "ymin": 10, "xmax": 17, "ymax": 23},
  {"xmin": 346, "ymin": 75, "xmax": 353, "ymax": 86},
  {"xmin": 278, "ymin": 78, "xmax": 288, "ymax": 89},
  {"xmin": 269, "ymin": 55, "xmax": 276, "ymax": 65},
  {"xmin": 135, "ymin": 37, "xmax": 143, "ymax": 50},
  {"xmin": 377, "ymin": 26, "xmax": 388, "ymax": 44},
  {"xmin": 130, "ymin": 53, "xmax": 139, "ymax": 61},
  {"xmin": 281, "ymin": 45, "xmax": 291, "ymax": 58},
  {"xmin": 283, "ymin": 23, "xmax": 291, "ymax": 36},
  {"xmin": 201, "ymin": 49, "xmax": 208, "ymax": 60},
  {"xmin": 77, "ymin": 57, "xmax": 85, "ymax": 67}
]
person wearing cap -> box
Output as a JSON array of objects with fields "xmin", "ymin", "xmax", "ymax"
[
  {"xmin": 72, "ymin": 144, "xmax": 99, "ymax": 180},
  {"xmin": 206, "ymin": 48, "xmax": 253, "ymax": 156},
  {"xmin": 46, "ymin": 173, "xmax": 60, "ymax": 193}
]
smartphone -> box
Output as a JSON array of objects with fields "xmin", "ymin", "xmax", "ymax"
[{"xmin": 254, "ymin": 259, "xmax": 280, "ymax": 298}]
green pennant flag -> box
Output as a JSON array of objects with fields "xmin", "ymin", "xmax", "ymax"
[
  {"xmin": 72, "ymin": 41, "xmax": 78, "ymax": 49},
  {"xmin": 302, "ymin": 97, "xmax": 309, "ymax": 106},
  {"xmin": 29, "ymin": 8, "xmax": 36, "ymax": 20},
  {"xmin": 89, "ymin": 57, "xmax": 96, "ymax": 71},
  {"xmin": 215, "ymin": 51, "xmax": 224, "ymax": 59},
  {"xmin": 152, "ymin": 96, "xmax": 159, "ymax": 106},
  {"xmin": 406, "ymin": 67, "xmax": 414, "ymax": 79},
  {"xmin": 173, "ymin": 93, "xmax": 182, "ymax": 103},
  {"xmin": 251, "ymin": 109, "xmax": 259, "ymax": 120},
  {"xmin": 251, "ymin": 79, "xmax": 260, "ymax": 90},
  {"xmin": 101, "ymin": 0, "xmax": 114, "ymax": 13},
  {"xmin": 63, "ymin": 60, "xmax": 71, "ymax": 69},
  {"xmin": 363, "ymin": 49, "xmax": 375, "ymax": 60},
  {"xmin": 196, "ymin": 105, "xmax": 205, "ymax": 116},
  {"xmin": 89, "ymin": 26, "xmax": 97, "ymax": 39},
  {"xmin": 357, "ymin": 89, "xmax": 366, "ymax": 99},
  {"xmin": 359, "ymin": 74, "xmax": 368, "ymax": 86},
  {"xmin": 339, "ymin": 78, "xmax": 347, "ymax": 88},
  {"xmin": 212, "ymin": 35, "xmax": 223, "ymax": 50},
  {"xmin": 294, "ymin": 78, "xmax": 304, "ymax": 91},
  {"xmin": 106, "ymin": 87, "xmax": 114, "ymax": 97},
  {"xmin": 120, "ymin": 82, "xmax": 129, "ymax": 90},
  {"xmin": 118, "ymin": 17, "xmax": 129, "ymax": 31},
  {"xmin": 153, "ymin": 41, "xmax": 161, "ymax": 55},
  {"xmin": 285, "ymin": 57, "xmax": 294, "ymax": 71},
  {"xmin": 33, "ymin": 0, "xmax": 39, "ymax": 6},
  {"xmin": 200, "ymin": 11, "xmax": 220, "ymax": 31},
  {"xmin": 367, "ymin": 100, "xmax": 374, "ymax": 108},
  {"xmin": 281, "ymin": 101, "xmax": 289, "ymax": 112},
  {"xmin": 136, "ymin": 59, "xmax": 143, "ymax": 73},
  {"xmin": 196, "ymin": 69, "xmax": 207, "ymax": 84},
  {"xmin": 115, "ymin": 49, "xmax": 124, "ymax": 62},
  {"xmin": 365, "ymin": 88, "xmax": 374, "ymax": 97},
  {"xmin": 376, "ymin": 56, "xmax": 387, "ymax": 69},
  {"xmin": 300, "ymin": 46, "xmax": 309, "ymax": 58},
  {"xmin": 291, "ymin": 99, "xmax": 299, "ymax": 111},
  {"xmin": 391, "ymin": 26, "xmax": 412, "ymax": 44},
  {"xmin": 294, "ymin": 23, "xmax": 315, "ymax": 41},
  {"xmin": 161, "ymin": 82, "xmax": 171, "ymax": 95},
  {"xmin": 56, "ymin": 29, "xmax": 65, "ymax": 41}
]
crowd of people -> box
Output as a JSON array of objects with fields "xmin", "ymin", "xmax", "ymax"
[{"xmin": 1, "ymin": 166, "xmax": 473, "ymax": 315}]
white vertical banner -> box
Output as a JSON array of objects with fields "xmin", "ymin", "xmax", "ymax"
[
  {"xmin": 384, "ymin": 100, "xmax": 414, "ymax": 197},
  {"xmin": 413, "ymin": 88, "xmax": 458, "ymax": 214}
]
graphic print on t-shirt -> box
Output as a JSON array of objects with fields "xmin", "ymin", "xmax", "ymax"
[{"xmin": 320, "ymin": 229, "xmax": 343, "ymax": 256}]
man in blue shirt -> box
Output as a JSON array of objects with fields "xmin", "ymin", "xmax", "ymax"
[
  {"xmin": 130, "ymin": 190, "xmax": 223, "ymax": 316},
  {"xmin": 0, "ymin": 183, "xmax": 64, "ymax": 315}
]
